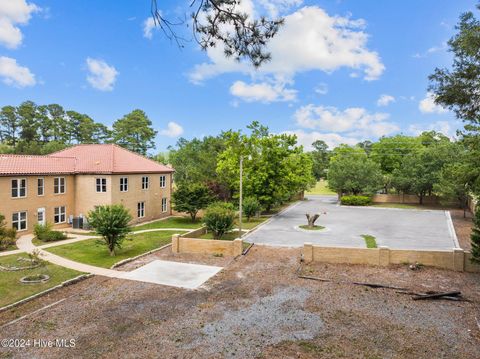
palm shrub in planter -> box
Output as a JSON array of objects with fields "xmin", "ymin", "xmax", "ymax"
[
  {"xmin": 243, "ymin": 197, "xmax": 261, "ymax": 221},
  {"xmin": 203, "ymin": 202, "xmax": 235, "ymax": 240},
  {"xmin": 340, "ymin": 195, "xmax": 372, "ymax": 206}
]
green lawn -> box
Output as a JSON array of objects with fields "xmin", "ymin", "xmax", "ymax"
[
  {"xmin": 46, "ymin": 230, "xmax": 181, "ymax": 268},
  {"xmin": 306, "ymin": 180, "xmax": 336, "ymax": 195},
  {"xmin": 0, "ymin": 253, "xmax": 83, "ymax": 308},
  {"xmin": 133, "ymin": 216, "xmax": 202, "ymax": 231},
  {"xmin": 0, "ymin": 244, "xmax": 18, "ymax": 253},
  {"xmin": 198, "ymin": 230, "xmax": 248, "ymax": 241},
  {"xmin": 362, "ymin": 234, "xmax": 378, "ymax": 248},
  {"xmin": 235, "ymin": 216, "xmax": 269, "ymax": 230}
]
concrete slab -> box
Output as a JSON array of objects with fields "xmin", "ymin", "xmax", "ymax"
[
  {"xmin": 244, "ymin": 195, "xmax": 458, "ymax": 250},
  {"xmin": 122, "ymin": 260, "xmax": 223, "ymax": 289}
]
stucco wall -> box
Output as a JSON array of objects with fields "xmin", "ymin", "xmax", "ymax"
[
  {"xmin": 171, "ymin": 231, "xmax": 243, "ymax": 256},
  {"xmin": 372, "ymin": 194, "xmax": 440, "ymax": 205},
  {"xmin": 0, "ymin": 175, "xmax": 75, "ymax": 234},
  {"xmin": 304, "ymin": 243, "xmax": 480, "ymax": 273},
  {"xmin": 110, "ymin": 173, "xmax": 172, "ymax": 224},
  {"xmin": 74, "ymin": 175, "xmax": 113, "ymax": 217}
]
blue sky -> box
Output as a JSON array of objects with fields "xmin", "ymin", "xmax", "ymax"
[{"xmin": 0, "ymin": 0, "xmax": 477, "ymax": 152}]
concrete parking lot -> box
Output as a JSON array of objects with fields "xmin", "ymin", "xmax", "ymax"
[{"xmin": 245, "ymin": 195, "xmax": 458, "ymax": 250}]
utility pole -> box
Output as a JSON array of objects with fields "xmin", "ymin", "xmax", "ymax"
[{"xmin": 239, "ymin": 155, "xmax": 243, "ymax": 237}]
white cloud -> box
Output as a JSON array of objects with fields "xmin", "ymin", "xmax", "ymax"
[
  {"xmin": 143, "ymin": 17, "xmax": 155, "ymax": 39},
  {"xmin": 377, "ymin": 94, "xmax": 395, "ymax": 107},
  {"xmin": 258, "ymin": 0, "xmax": 303, "ymax": 18},
  {"xmin": 412, "ymin": 42, "xmax": 447, "ymax": 58},
  {"xmin": 160, "ymin": 121, "xmax": 184, "ymax": 137},
  {"xmin": 190, "ymin": 6, "xmax": 385, "ymax": 84},
  {"xmin": 0, "ymin": 56, "xmax": 35, "ymax": 87},
  {"xmin": 314, "ymin": 83, "xmax": 328, "ymax": 95},
  {"xmin": 408, "ymin": 120, "xmax": 459, "ymax": 138},
  {"xmin": 294, "ymin": 104, "xmax": 398, "ymax": 138},
  {"xmin": 85, "ymin": 58, "xmax": 118, "ymax": 91},
  {"xmin": 418, "ymin": 92, "xmax": 448, "ymax": 114},
  {"xmin": 230, "ymin": 80, "xmax": 297, "ymax": 103},
  {"xmin": 0, "ymin": 0, "xmax": 39, "ymax": 49},
  {"xmin": 284, "ymin": 129, "xmax": 359, "ymax": 150}
]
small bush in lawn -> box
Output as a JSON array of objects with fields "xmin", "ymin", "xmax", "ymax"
[
  {"xmin": 243, "ymin": 197, "xmax": 261, "ymax": 221},
  {"xmin": 34, "ymin": 223, "xmax": 67, "ymax": 242},
  {"xmin": 203, "ymin": 202, "xmax": 235, "ymax": 240},
  {"xmin": 0, "ymin": 213, "xmax": 16, "ymax": 250},
  {"xmin": 340, "ymin": 195, "xmax": 372, "ymax": 206}
]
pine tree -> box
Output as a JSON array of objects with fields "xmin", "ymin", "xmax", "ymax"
[{"xmin": 471, "ymin": 205, "xmax": 480, "ymax": 264}]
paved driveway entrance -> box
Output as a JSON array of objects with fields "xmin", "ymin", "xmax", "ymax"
[
  {"xmin": 122, "ymin": 260, "xmax": 223, "ymax": 289},
  {"xmin": 244, "ymin": 196, "xmax": 458, "ymax": 250}
]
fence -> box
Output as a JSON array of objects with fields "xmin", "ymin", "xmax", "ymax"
[
  {"xmin": 303, "ymin": 243, "xmax": 480, "ymax": 273},
  {"xmin": 171, "ymin": 228, "xmax": 243, "ymax": 257}
]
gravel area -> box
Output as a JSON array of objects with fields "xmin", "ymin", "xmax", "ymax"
[
  {"xmin": 0, "ymin": 246, "xmax": 479, "ymax": 359},
  {"xmin": 451, "ymin": 208, "xmax": 474, "ymax": 250}
]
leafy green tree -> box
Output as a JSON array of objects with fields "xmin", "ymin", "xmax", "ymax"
[
  {"xmin": 327, "ymin": 145, "xmax": 383, "ymax": 195},
  {"xmin": 169, "ymin": 136, "xmax": 228, "ymax": 198},
  {"xmin": 309, "ymin": 140, "xmax": 330, "ymax": 180},
  {"xmin": 17, "ymin": 101, "xmax": 39, "ymax": 146},
  {"xmin": 171, "ymin": 183, "xmax": 212, "ymax": 221},
  {"xmin": 243, "ymin": 197, "xmax": 261, "ymax": 221},
  {"xmin": 371, "ymin": 135, "xmax": 423, "ymax": 174},
  {"xmin": 0, "ymin": 105, "xmax": 20, "ymax": 147},
  {"xmin": 471, "ymin": 205, "xmax": 480, "ymax": 264},
  {"xmin": 0, "ymin": 213, "xmax": 16, "ymax": 251},
  {"xmin": 87, "ymin": 205, "xmax": 133, "ymax": 256},
  {"xmin": 392, "ymin": 140, "xmax": 455, "ymax": 204},
  {"xmin": 112, "ymin": 109, "xmax": 157, "ymax": 155},
  {"xmin": 217, "ymin": 122, "xmax": 314, "ymax": 211},
  {"xmin": 67, "ymin": 111, "xmax": 111, "ymax": 144},
  {"xmin": 428, "ymin": 5, "xmax": 480, "ymax": 196},
  {"xmin": 203, "ymin": 202, "xmax": 235, "ymax": 239}
]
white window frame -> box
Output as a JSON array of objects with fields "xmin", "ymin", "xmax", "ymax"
[
  {"xmin": 162, "ymin": 198, "xmax": 168, "ymax": 212},
  {"xmin": 54, "ymin": 177, "xmax": 66, "ymax": 194},
  {"xmin": 159, "ymin": 175, "xmax": 166, "ymax": 188},
  {"xmin": 12, "ymin": 211, "xmax": 27, "ymax": 231},
  {"xmin": 11, "ymin": 178, "xmax": 27, "ymax": 198},
  {"xmin": 141, "ymin": 176, "xmax": 149, "ymax": 190},
  {"xmin": 37, "ymin": 177, "xmax": 44, "ymax": 196},
  {"xmin": 120, "ymin": 177, "xmax": 128, "ymax": 192},
  {"xmin": 54, "ymin": 206, "xmax": 66, "ymax": 224},
  {"xmin": 137, "ymin": 202, "xmax": 145, "ymax": 218},
  {"xmin": 96, "ymin": 178, "xmax": 107, "ymax": 193}
]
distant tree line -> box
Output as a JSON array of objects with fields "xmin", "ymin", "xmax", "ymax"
[{"xmin": 0, "ymin": 101, "xmax": 157, "ymax": 156}]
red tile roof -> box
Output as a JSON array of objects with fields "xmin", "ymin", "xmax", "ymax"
[{"xmin": 0, "ymin": 144, "xmax": 173, "ymax": 176}]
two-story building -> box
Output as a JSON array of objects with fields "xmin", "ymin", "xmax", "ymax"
[{"xmin": 0, "ymin": 144, "xmax": 174, "ymax": 233}]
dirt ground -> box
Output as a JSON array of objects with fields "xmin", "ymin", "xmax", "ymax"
[
  {"xmin": 0, "ymin": 246, "xmax": 479, "ymax": 359},
  {"xmin": 451, "ymin": 208, "xmax": 474, "ymax": 250}
]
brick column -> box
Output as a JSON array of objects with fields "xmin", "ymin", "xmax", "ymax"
[
  {"xmin": 452, "ymin": 248, "xmax": 465, "ymax": 272},
  {"xmin": 378, "ymin": 246, "xmax": 390, "ymax": 266},
  {"xmin": 172, "ymin": 234, "xmax": 180, "ymax": 253},
  {"xmin": 303, "ymin": 243, "xmax": 313, "ymax": 263}
]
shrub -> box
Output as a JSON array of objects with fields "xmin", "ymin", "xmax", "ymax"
[
  {"xmin": 0, "ymin": 214, "xmax": 16, "ymax": 250},
  {"xmin": 243, "ymin": 197, "xmax": 261, "ymax": 221},
  {"xmin": 203, "ymin": 202, "xmax": 235, "ymax": 239},
  {"xmin": 340, "ymin": 195, "xmax": 372, "ymax": 206},
  {"xmin": 88, "ymin": 204, "xmax": 132, "ymax": 256},
  {"xmin": 33, "ymin": 223, "xmax": 67, "ymax": 242},
  {"xmin": 471, "ymin": 205, "xmax": 480, "ymax": 264},
  {"xmin": 171, "ymin": 183, "xmax": 212, "ymax": 221}
]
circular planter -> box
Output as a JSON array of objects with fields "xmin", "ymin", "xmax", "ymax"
[
  {"xmin": 20, "ymin": 274, "xmax": 50, "ymax": 284},
  {"xmin": 295, "ymin": 225, "xmax": 330, "ymax": 233}
]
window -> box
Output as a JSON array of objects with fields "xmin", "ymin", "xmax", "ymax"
[
  {"xmin": 37, "ymin": 178, "xmax": 44, "ymax": 196},
  {"xmin": 141, "ymin": 176, "xmax": 149, "ymax": 190},
  {"xmin": 120, "ymin": 177, "xmax": 128, "ymax": 192},
  {"xmin": 54, "ymin": 206, "xmax": 66, "ymax": 224},
  {"xmin": 96, "ymin": 178, "xmax": 107, "ymax": 193},
  {"xmin": 12, "ymin": 211, "xmax": 27, "ymax": 231},
  {"xmin": 162, "ymin": 198, "xmax": 168, "ymax": 212},
  {"xmin": 54, "ymin": 177, "xmax": 65, "ymax": 194},
  {"xmin": 137, "ymin": 202, "xmax": 145, "ymax": 218},
  {"xmin": 11, "ymin": 178, "xmax": 26, "ymax": 198},
  {"xmin": 159, "ymin": 175, "xmax": 166, "ymax": 188}
]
